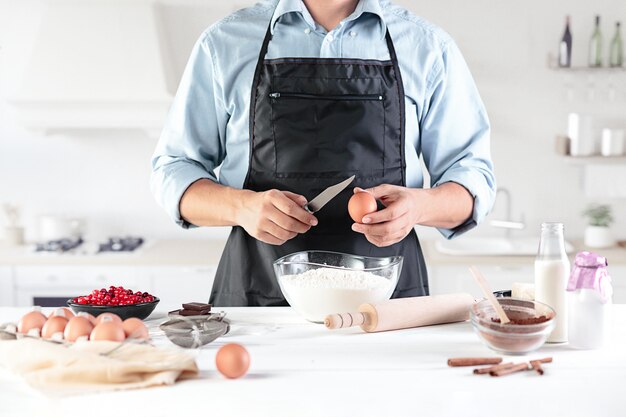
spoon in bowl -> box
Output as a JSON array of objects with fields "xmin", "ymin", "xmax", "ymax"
[{"xmin": 469, "ymin": 265, "xmax": 510, "ymax": 324}]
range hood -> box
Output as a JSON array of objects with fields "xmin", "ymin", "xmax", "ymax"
[{"xmin": 8, "ymin": 0, "xmax": 227, "ymax": 136}]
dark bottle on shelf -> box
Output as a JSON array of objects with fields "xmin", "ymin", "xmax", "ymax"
[
  {"xmin": 558, "ymin": 15, "xmax": 572, "ymax": 67},
  {"xmin": 609, "ymin": 22, "xmax": 623, "ymax": 67},
  {"xmin": 589, "ymin": 15, "xmax": 603, "ymax": 67}
]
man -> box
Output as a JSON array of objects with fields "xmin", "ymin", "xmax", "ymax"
[{"xmin": 151, "ymin": 0, "xmax": 496, "ymax": 306}]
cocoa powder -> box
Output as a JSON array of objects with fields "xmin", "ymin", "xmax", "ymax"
[{"xmin": 491, "ymin": 315, "xmax": 550, "ymax": 325}]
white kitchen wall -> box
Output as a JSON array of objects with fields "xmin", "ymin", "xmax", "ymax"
[{"xmin": 1, "ymin": 0, "xmax": 625, "ymax": 243}]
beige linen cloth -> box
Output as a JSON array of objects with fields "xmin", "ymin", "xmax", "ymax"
[{"xmin": 0, "ymin": 338, "xmax": 198, "ymax": 396}]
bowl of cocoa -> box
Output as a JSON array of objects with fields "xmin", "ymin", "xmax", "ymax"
[{"xmin": 470, "ymin": 297, "xmax": 556, "ymax": 355}]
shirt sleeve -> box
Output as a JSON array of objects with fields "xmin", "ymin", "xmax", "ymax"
[
  {"xmin": 419, "ymin": 40, "xmax": 496, "ymax": 239},
  {"xmin": 150, "ymin": 33, "xmax": 228, "ymax": 229}
]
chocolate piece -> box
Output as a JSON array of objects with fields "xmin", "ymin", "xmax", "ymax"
[
  {"xmin": 182, "ymin": 302, "xmax": 212, "ymax": 311},
  {"xmin": 179, "ymin": 308, "xmax": 211, "ymax": 316}
]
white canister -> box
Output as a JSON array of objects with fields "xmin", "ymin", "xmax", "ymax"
[
  {"xmin": 38, "ymin": 216, "xmax": 83, "ymax": 241},
  {"xmin": 567, "ymin": 251, "xmax": 613, "ymax": 349},
  {"xmin": 601, "ymin": 128, "xmax": 625, "ymax": 157},
  {"xmin": 567, "ymin": 113, "xmax": 596, "ymax": 156}
]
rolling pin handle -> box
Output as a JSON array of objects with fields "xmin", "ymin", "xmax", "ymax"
[{"xmin": 324, "ymin": 312, "xmax": 366, "ymax": 329}]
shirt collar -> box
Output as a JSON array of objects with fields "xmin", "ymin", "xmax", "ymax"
[{"xmin": 270, "ymin": 0, "xmax": 387, "ymax": 36}]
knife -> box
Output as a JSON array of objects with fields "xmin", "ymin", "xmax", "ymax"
[{"xmin": 304, "ymin": 175, "xmax": 356, "ymax": 213}]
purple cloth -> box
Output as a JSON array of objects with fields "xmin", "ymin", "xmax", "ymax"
[{"xmin": 567, "ymin": 251, "xmax": 612, "ymax": 303}]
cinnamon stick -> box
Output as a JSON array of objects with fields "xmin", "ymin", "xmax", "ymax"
[
  {"xmin": 490, "ymin": 362, "xmax": 529, "ymax": 377},
  {"xmin": 448, "ymin": 357, "xmax": 502, "ymax": 367},
  {"xmin": 473, "ymin": 362, "xmax": 515, "ymax": 375},
  {"xmin": 530, "ymin": 357, "xmax": 553, "ymax": 364},
  {"xmin": 530, "ymin": 361, "xmax": 545, "ymax": 375}
]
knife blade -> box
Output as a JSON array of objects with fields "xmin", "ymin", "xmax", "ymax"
[{"xmin": 304, "ymin": 175, "xmax": 356, "ymax": 213}]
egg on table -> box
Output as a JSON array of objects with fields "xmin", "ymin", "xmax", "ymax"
[
  {"xmin": 48, "ymin": 307, "xmax": 74, "ymax": 319},
  {"xmin": 215, "ymin": 343, "xmax": 250, "ymax": 379},
  {"xmin": 94, "ymin": 312, "xmax": 122, "ymax": 325},
  {"xmin": 64, "ymin": 316, "xmax": 94, "ymax": 342},
  {"xmin": 348, "ymin": 191, "xmax": 378, "ymax": 223},
  {"xmin": 76, "ymin": 312, "xmax": 97, "ymax": 325},
  {"xmin": 90, "ymin": 320, "xmax": 126, "ymax": 342},
  {"xmin": 17, "ymin": 310, "xmax": 48, "ymax": 335},
  {"xmin": 42, "ymin": 315, "xmax": 69, "ymax": 339},
  {"xmin": 122, "ymin": 317, "xmax": 149, "ymax": 340}
]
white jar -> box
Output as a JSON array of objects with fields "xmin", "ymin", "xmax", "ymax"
[{"xmin": 567, "ymin": 252, "xmax": 613, "ymax": 349}]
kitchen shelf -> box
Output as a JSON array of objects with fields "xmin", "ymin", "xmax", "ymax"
[
  {"xmin": 549, "ymin": 64, "xmax": 626, "ymax": 73},
  {"xmin": 560, "ymin": 155, "xmax": 626, "ymax": 164}
]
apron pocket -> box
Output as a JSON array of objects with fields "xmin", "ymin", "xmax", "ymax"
[{"xmin": 270, "ymin": 88, "xmax": 386, "ymax": 176}]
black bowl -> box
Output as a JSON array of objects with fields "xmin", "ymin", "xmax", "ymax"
[{"xmin": 66, "ymin": 298, "xmax": 160, "ymax": 321}]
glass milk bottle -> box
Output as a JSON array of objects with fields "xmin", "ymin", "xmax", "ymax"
[
  {"xmin": 567, "ymin": 252, "xmax": 613, "ymax": 349},
  {"xmin": 535, "ymin": 223, "xmax": 570, "ymax": 343}
]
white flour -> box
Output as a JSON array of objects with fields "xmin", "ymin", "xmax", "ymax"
[{"xmin": 279, "ymin": 267, "xmax": 394, "ymax": 322}]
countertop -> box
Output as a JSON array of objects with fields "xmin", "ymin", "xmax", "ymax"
[
  {"xmin": 0, "ymin": 239, "xmax": 227, "ymax": 266},
  {"xmin": 422, "ymin": 239, "xmax": 626, "ymax": 266},
  {"xmin": 1, "ymin": 306, "xmax": 625, "ymax": 417},
  {"xmin": 1, "ymin": 238, "xmax": 625, "ymax": 267}
]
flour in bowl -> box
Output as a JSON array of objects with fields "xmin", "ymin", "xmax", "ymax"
[
  {"xmin": 278, "ymin": 267, "xmax": 395, "ymax": 322},
  {"xmin": 280, "ymin": 267, "xmax": 391, "ymax": 289}
]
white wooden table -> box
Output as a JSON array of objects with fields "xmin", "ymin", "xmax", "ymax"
[{"xmin": 1, "ymin": 306, "xmax": 625, "ymax": 417}]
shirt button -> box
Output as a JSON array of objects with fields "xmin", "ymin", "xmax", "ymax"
[
  {"xmin": 349, "ymin": 31, "xmax": 357, "ymax": 37},
  {"xmin": 304, "ymin": 28, "xmax": 311, "ymax": 34},
  {"xmin": 327, "ymin": 34, "xmax": 334, "ymax": 42}
]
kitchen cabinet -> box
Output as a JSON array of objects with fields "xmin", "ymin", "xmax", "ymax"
[
  {"xmin": 141, "ymin": 266, "xmax": 216, "ymax": 312},
  {"xmin": 9, "ymin": 265, "xmax": 216, "ymax": 311},
  {"xmin": 0, "ymin": 267, "xmax": 13, "ymax": 306},
  {"xmin": 428, "ymin": 265, "xmax": 534, "ymax": 298},
  {"xmin": 13, "ymin": 265, "xmax": 148, "ymax": 307},
  {"xmin": 0, "ymin": 239, "xmax": 225, "ymax": 307},
  {"xmin": 10, "ymin": 265, "xmax": 216, "ymax": 309}
]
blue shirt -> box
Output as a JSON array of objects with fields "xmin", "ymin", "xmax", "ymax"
[{"xmin": 151, "ymin": 0, "xmax": 496, "ymax": 238}]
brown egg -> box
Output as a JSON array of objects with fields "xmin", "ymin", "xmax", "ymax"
[
  {"xmin": 77, "ymin": 312, "xmax": 97, "ymax": 324},
  {"xmin": 94, "ymin": 312, "xmax": 122, "ymax": 325},
  {"xmin": 48, "ymin": 307, "xmax": 74, "ymax": 319},
  {"xmin": 42, "ymin": 316, "xmax": 69, "ymax": 339},
  {"xmin": 348, "ymin": 192, "xmax": 378, "ymax": 223},
  {"xmin": 64, "ymin": 316, "xmax": 94, "ymax": 342},
  {"xmin": 90, "ymin": 321, "xmax": 125, "ymax": 342},
  {"xmin": 17, "ymin": 311, "xmax": 48, "ymax": 334},
  {"xmin": 216, "ymin": 343, "xmax": 250, "ymax": 379},
  {"xmin": 122, "ymin": 318, "xmax": 149, "ymax": 340}
]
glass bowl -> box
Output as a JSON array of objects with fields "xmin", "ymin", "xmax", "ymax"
[
  {"xmin": 273, "ymin": 250, "xmax": 402, "ymax": 323},
  {"xmin": 470, "ymin": 297, "xmax": 556, "ymax": 355}
]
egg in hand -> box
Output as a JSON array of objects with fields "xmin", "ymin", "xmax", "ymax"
[{"xmin": 348, "ymin": 191, "xmax": 378, "ymax": 223}]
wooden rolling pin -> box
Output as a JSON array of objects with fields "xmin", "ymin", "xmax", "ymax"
[{"xmin": 324, "ymin": 293, "xmax": 475, "ymax": 333}]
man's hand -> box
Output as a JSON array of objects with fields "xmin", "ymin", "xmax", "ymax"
[
  {"xmin": 350, "ymin": 182, "xmax": 474, "ymax": 247},
  {"xmin": 350, "ymin": 185, "xmax": 418, "ymax": 247},
  {"xmin": 179, "ymin": 180, "xmax": 318, "ymax": 245},
  {"xmin": 237, "ymin": 189, "xmax": 318, "ymax": 245}
]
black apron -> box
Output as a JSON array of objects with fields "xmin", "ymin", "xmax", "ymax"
[{"xmin": 210, "ymin": 19, "xmax": 429, "ymax": 306}]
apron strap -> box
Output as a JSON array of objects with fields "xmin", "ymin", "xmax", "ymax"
[
  {"xmin": 384, "ymin": 28, "xmax": 407, "ymax": 186},
  {"xmin": 245, "ymin": 23, "xmax": 274, "ymax": 187}
]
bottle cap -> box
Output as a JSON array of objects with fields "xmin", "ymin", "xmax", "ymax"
[
  {"xmin": 567, "ymin": 251, "xmax": 613, "ymax": 303},
  {"xmin": 574, "ymin": 251, "xmax": 607, "ymax": 268}
]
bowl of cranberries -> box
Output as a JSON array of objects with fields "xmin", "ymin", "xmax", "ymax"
[{"xmin": 67, "ymin": 286, "xmax": 160, "ymax": 320}]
